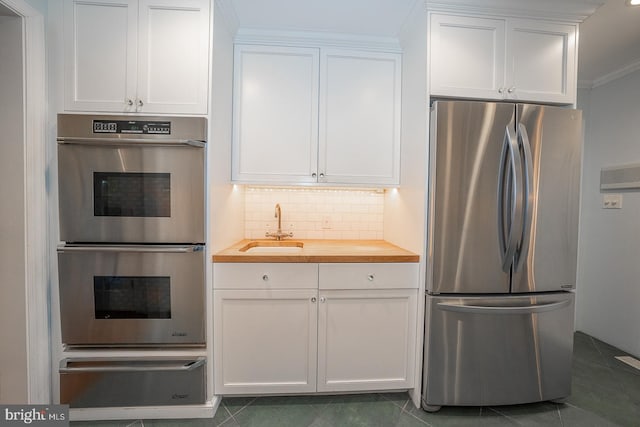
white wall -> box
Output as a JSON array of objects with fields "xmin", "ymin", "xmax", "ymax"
[
  {"xmin": 385, "ymin": 0, "xmax": 428, "ymax": 407},
  {"xmin": 385, "ymin": 0, "xmax": 428, "ymax": 256},
  {"xmin": 209, "ymin": 0, "xmax": 244, "ymax": 252},
  {"xmin": 0, "ymin": 13, "xmax": 28, "ymax": 403},
  {"xmin": 576, "ymin": 69, "xmax": 640, "ymax": 357}
]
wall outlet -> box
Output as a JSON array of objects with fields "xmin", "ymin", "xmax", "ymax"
[
  {"xmin": 603, "ymin": 193, "xmax": 622, "ymax": 209},
  {"xmin": 322, "ymin": 215, "xmax": 332, "ymax": 229}
]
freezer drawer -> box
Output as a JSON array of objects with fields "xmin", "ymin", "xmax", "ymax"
[
  {"xmin": 423, "ymin": 292, "xmax": 574, "ymax": 409},
  {"xmin": 60, "ymin": 357, "xmax": 206, "ymax": 408}
]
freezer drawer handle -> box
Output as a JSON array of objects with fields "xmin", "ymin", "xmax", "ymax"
[
  {"xmin": 59, "ymin": 358, "xmax": 205, "ymax": 373},
  {"xmin": 437, "ymin": 299, "xmax": 571, "ymax": 315}
]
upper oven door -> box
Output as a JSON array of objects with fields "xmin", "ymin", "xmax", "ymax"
[{"xmin": 58, "ymin": 140, "xmax": 205, "ymax": 244}]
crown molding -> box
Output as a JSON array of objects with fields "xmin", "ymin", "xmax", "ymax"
[
  {"xmin": 590, "ymin": 59, "xmax": 640, "ymax": 88},
  {"xmin": 234, "ymin": 29, "xmax": 402, "ymax": 53},
  {"xmin": 577, "ymin": 80, "xmax": 594, "ymax": 90},
  {"xmin": 426, "ymin": 0, "xmax": 604, "ymax": 23}
]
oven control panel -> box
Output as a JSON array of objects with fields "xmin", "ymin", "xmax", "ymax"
[{"xmin": 93, "ymin": 120, "xmax": 171, "ymax": 135}]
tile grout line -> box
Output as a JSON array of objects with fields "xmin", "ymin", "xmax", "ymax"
[
  {"xmin": 589, "ymin": 335, "xmax": 615, "ymax": 372},
  {"xmin": 556, "ymin": 402, "xmax": 565, "ymax": 427},
  {"xmin": 403, "ymin": 408, "xmax": 435, "ymax": 427},
  {"xmin": 226, "ymin": 397, "xmax": 258, "ymax": 417},
  {"xmin": 215, "ymin": 404, "xmax": 234, "ymax": 427},
  {"xmin": 487, "ymin": 406, "xmax": 522, "ymax": 424}
]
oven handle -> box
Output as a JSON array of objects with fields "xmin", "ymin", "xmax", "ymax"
[
  {"xmin": 59, "ymin": 358, "xmax": 205, "ymax": 373},
  {"xmin": 57, "ymin": 137, "xmax": 205, "ymax": 148},
  {"xmin": 57, "ymin": 245, "xmax": 204, "ymax": 253}
]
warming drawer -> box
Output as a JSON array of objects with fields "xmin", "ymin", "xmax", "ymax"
[{"xmin": 59, "ymin": 357, "xmax": 206, "ymax": 408}]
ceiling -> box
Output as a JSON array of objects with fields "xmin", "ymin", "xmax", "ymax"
[
  {"xmin": 578, "ymin": 0, "xmax": 640, "ymax": 86},
  {"xmin": 220, "ymin": 0, "xmax": 640, "ymax": 88}
]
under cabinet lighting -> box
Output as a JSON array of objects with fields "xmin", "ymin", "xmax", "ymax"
[{"xmin": 628, "ymin": 0, "xmax": 640, "ymax": 6}]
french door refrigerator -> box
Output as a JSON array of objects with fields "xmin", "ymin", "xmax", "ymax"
[{"xmin": 422, "ymin": 100, "xmax": 582, "ymax": 411}]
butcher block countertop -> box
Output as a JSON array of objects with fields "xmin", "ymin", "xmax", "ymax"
[{"xmin": 212, "ymin": 239, "xmax": 420, "ymax": 263}]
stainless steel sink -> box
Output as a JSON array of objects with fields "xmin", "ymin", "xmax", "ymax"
[{"xmin": 239, "ymin": 241, "xmax": 304, "ymax": 253}]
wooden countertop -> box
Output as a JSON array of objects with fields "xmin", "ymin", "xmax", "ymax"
[{"xmin": 212, "ymin": 239, "xmax": 420, "ymax": 263}]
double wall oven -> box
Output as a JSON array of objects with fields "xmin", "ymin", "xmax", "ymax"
[{"xmin": 56, "ymin": 114, "xmax": 208, "ymax": 408}]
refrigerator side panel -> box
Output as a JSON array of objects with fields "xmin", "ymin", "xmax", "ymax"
[
  {"xmin": 429, "ymin": 101, "xmax": 513, "ymax": 294},
  {"xmin": 423, "ymin": 292, "xmax": 574, "ymax": 408},
  {"xmin": 512, "ymin": 105, "xmax": 582, "ymax": 293}
]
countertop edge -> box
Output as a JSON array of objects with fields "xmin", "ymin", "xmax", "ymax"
[
  {"xmin": 212, "ymin": 254, "xmax": 420, "ymax": 263},
  {"xmin": 212, "ymin": 239, "xmax": 420, "ymax": 263}
]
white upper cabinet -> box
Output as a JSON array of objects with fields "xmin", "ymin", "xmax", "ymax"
[
  {"xmin": 505, "ymin": 18, "xmax": 576, "ymax": 104},
  {"xmin": 429, "ymin": 14, "xmax": 506, "ymax": 100},
  {"xmin": 429, "ymin": 13, "xmax": 577, "ymax": 104},
  {"xmin": 232, "ymin": 44, "xmax": 401, "ymax": 186},
  {"xmin": 319, "ymin": 50, "xmax": 401, "ymax": 185},
  {"xmin": 64, "ymin": 0, "xmax": 210, "ymax": 114},
  {"xmin": 232, "ymin": 45, "xmax": 320, "ymax": 184}
]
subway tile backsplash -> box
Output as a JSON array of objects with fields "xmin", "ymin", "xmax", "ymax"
[{"xmin": 244, "ymin": 187, "xmax": 384, "ymax": 240}]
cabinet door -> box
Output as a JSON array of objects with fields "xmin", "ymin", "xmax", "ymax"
[
  {"xmin": 319, "ymin": 50, "xmax": 401, "ymax": 185},
  {"xmin": 64, "ymin": 0, "xmax": 137, "ymax": 112},
  {"xmin": 232, "ymin": 45, "xmax": 320, "ymax": 184},
  {"xmin": 505, "ymin": 19, "xmax": 577, "ymax": 104},
  {"xmin": 317, "ymin": 289, "xmax": 417, "ymax": 392},
  {"xmin": 137, "ymin": 0, "xmax": 210, "ymax": 114},
  {"xmin": 429, "ymin": 14, "xmax": 506, "ymax": 100},
  {"xmin": 213, "ymin": 289, "xmax": 318, "ymax": 394}
]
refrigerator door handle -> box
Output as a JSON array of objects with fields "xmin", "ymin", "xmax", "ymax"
[
  {"xmin": 436, "ymin": 299, "xmax": 571, "ymax": 315},
  {"xmin": 498, "ymin": 125, "xmax": 524, "ymax": 272},
  {"xmin": 515, "ymin": 124, "xmax": 535, "ymax": 272}
]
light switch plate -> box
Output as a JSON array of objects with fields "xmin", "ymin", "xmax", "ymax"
[{"xmin": 603, "ymin": 193, "xmax": 623, "ymax": 209}]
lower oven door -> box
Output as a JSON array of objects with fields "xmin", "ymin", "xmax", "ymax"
[
  {"xmin": 58, "ymin": 245, "xmax": 205, "ymax": 346},
  {"xmin": 59, "ymin": 357, "xmax": 206, "ymax": 408}
]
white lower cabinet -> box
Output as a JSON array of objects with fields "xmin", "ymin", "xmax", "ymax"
[
  {"xmin": 317, "ymin": 289, "xmax": 417, "ymax": 392},
  {"xmin": 213, "ymin": 262, "xmax": 418, "ymax": 395},
  {"xmin": 213, "ymin": 289, "xmax": 318, "ymax": 394}
]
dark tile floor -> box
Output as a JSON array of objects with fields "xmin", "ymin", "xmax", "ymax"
[{"xmin": 71, "ymin": 332, "xmax": 640, "ymax": 427}]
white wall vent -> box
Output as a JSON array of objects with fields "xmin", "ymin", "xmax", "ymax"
[{"xmin": 600, "ymin": 163, "xmax": 640, "ymax": 191}]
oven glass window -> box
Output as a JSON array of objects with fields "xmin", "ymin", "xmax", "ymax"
[
  {"xmin": 94, "ymin": 276, "xmax": 171, "ymax": 319},
  {"xmin": 94, "ymin": 172, "xmax": 171, "ymax": 217}
]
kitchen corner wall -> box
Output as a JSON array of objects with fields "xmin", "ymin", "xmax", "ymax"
[
  {"xmin": 244, "ymin": 187, "xmax": 384, "ymax": 240},
  {"xmin": 576, "ymin": 69, "xmax": 640, "ymax": 358},
  {"xmin": 0, "ymin": 13, "xmax": 28, "ymax": 403}
]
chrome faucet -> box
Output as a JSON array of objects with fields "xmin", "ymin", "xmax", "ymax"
[{"xmin": 265, "ymin": 203, "xmax": 293, "ymax": 240}]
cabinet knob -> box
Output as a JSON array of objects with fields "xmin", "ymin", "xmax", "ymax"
[
  {"xmin": 137, "ymin": 99, "xmax": 144, "ymax": 107},
  {"xmin": 320, "ymin": 296, "xmax": 326, "ymax": 303},
  {"xmin": 262, "ymin": 274, "xmax": 269, "ymax": 281},
  {"xmin": 312, "ymin": 173, "xmax": 317, "ymax": 178},
  {"xmin": 319, "ymin": 173, "xmax": 325, "ymax": 178},
  {"xmin": 507, "ymin": 86, "xmax": 515, "ymax": 93},
  {"xmin": 367, "ymin": 274, "xmax": 375, "ymax": 281},
  {"xmin": 311, "ymin": 297, "xmax": 317, "ymax": 303},
  {"xmin": 498, "ymin": 88, "xmax": 505, "ymax": 94},
  {"xmin": 127, "ymin": 99, "xmax": 134, "ymax": 106}
]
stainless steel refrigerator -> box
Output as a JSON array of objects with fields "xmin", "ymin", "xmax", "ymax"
[{"xmin": 422, "ymin": 100, "xmax": 582, "ymax": 411}]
